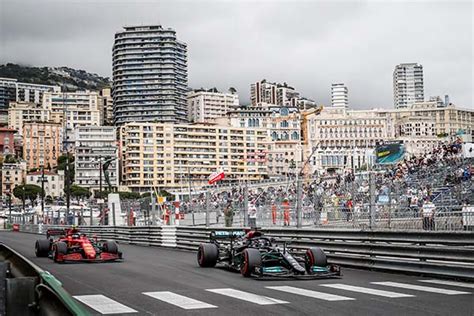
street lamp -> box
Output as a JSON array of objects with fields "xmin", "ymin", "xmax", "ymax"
[
  {"xmin": 92, "ymin": 155, "xmax": 117, "ymax": 225},
  {"xmin": 37, "ymin": 165, "xmax": 48, "ymax": 224}
]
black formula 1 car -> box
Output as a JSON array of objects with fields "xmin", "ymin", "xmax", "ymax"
[
  {"xmin": 35, "ymin": 227, "xmax": 122, "ymax": 263},
  {"xmin": 197, "ymin": 230, "xmax": 341, "ymax": 279}
]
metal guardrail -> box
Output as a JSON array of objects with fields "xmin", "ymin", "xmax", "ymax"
[
  {"xmin": 0, "ymin": 241, "xmax": 89, "ymax": 315},
  {"xmin": 19, "ymin": 225, "xmax": 474, "ymax": 281}
]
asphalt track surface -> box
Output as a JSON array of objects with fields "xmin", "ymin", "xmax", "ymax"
[{"xmin": 1, "ymin": 231, "xmax": 473, "ymax": 316}]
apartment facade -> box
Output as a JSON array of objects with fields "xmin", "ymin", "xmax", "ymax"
[
  {"xmin": 99, "ymin": 88, "xmax": 114, "ymax": 125},
  {"xmin": 26, "ymin": 170, "xmax": 64, "ymax": 198},
  {"xmin": 74, "ymin": 126, "xmax": 119, "ymax": 191},
  {"xmin": 187, "ymin": 89, "xmax": 239, "ymax": 122},
  {"xmin": 22, "ymin": 122, "xmax": 62, "ymax": 170},
  {"xmin": 119, "ymin": 122, "xmax": 269, "ymax": 191},
  {"xmin": 304, "ymin": 107, "xmax": 392, "ymax": 173},
  {"xmin": 1, "ymin": 161, "xmax": 27, "ymax": 197},
  {"xmin": 8, "ymin": 101, "xmax": 50, "ymax": 135},
  {"xmin": 0, "ymin": 127, "xmax": 16, "ymax": 157},
  {"xmin": 331, "ymin": 83, "xmax": 348, "ymax": 109},
  {"xmin": 112, "ymin": 25, "xmax": 188, "ymax": 125},
  {"xmin": 250, "ymin": 79, "xmax": 316, "ymax": 109},
  {"xmin": 393, "ymin": 63, "xmax": 424, "ymax": 108},
  {"xmin": 0, "ymin": 77, "xmax": 60, "ymax": 110}
]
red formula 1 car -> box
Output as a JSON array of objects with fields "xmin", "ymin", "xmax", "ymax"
[{"xmin": 35, "ymin": 227, "xmax": 122, "ymax": 263}]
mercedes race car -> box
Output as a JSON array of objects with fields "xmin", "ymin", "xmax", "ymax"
[
  {"xmin": 35, "ymin": 227, "xmax": 122, "ymax": 263},
  {"xmin": 197, "ymin": 230, "xmax": 341, "ymax": 279}
]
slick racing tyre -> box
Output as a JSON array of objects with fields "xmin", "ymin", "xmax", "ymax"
[
  {"xmin": 305, "ymin": 247, "xmax": 327, "ymax": 272},
  {"xmin": 103, "ymin": 241, "xmax": 118, "ymax": 254},
  {"xmin": 35, "ymin": 239, "xmax": 51, "ymax": 257},
  {"xmin": 240, "ymin": 248, "xmax": 262, "ymax": 277},
  {"xmin": 197, "ymin": 243, "xmax": 218, "ymax": 267},
  {"xmin": 52, "ymin": 242, "xmax": 68, "ymax": 263}
]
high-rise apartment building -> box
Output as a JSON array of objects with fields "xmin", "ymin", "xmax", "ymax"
[
  {"xmin": 112, "ymin": 25, "xmax": 188, "ymax": 125},
  {"xmin": 0, "ymin": 77, "xmax": 60, "ymax": 109},
  {"xmin": 331, "ymin": 83, "xmax": 348, "ymax": 108},
  {"xmin": 75, "ymin": 126, "xmax": 119, "ymax": 191},
  {"xmin": 393, "ymin": 63, "xmax": 424, "ymax": 108},
  {"xmin": 250, "ymin": 79, "xmax": 316, "ymax": 109},
  {"xmin": 187, "ymin": 89, "xmax": 239, "ymax": 122},
  {"xmin": 119, "ymin": 122, "xmax": 268, "ymax": 191},
  {"xmin": 22, "ymin": 121, "xmax": 62, "ymax": 170}
]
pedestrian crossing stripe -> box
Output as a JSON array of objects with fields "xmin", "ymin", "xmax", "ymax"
[
  {"xmin": 206, "ymin": 288, "xmax": 289, "ymax": 305},
  {"xmin": 267, "ymin": 286, "xmax": 355, "ymax": 301},
  {"xmin": 143, "ymin": 291, "xmax": 217, "ymax": 309},
  {"xmin": 372, "ymin": 282, "xmax": 471, "ymax": 295},
  {"xmin": 320, "ymin": 284, "xmax": 414, "ymax": 298},
  {"xmin": 419, "ymin": 279, "xmax": 474, "ymax": 289},
  {"xmin": 73, "ymin": 294, "xmax": 137, "ymax": 314}
]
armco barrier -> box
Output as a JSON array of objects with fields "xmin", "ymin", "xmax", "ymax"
[
  {"xmin": 0, "ymin": 242, "xmax": 89, "ymax": 315},
  {"xmin": 21, "ymin": 225, "xmax": 474, "ymax": 281}
]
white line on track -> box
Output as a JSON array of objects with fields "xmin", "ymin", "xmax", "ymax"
[
  {"xmin": 320, "ymin": 284, "xmax": 414, "ymax": 298},
  {"xmin": 143, "ymin": 291, "xmax": 217, "ymax": 310},
  {"xmin": 73, "ymin": 294, "xmax": 138, "ymax": 314},
  {"xmin": 267, "ymin": 286, "xmax": 355, "ymax": 301},
  {"xmin": 206, "ymin": 288, "xmax": 288, "ymax": 305},
  {"xmin": 419, "ymin": 279, "xmax": 474, "ymax": 289},
  {"xmin": 372, "ymin": 282, "xmax": 471, "ymax": 295}
]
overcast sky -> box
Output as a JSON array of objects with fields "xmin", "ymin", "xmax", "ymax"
[{"xmin": 1, "ymin": 0, "xmax": 472, "ymax": 108}]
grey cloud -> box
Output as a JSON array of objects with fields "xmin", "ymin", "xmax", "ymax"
[{"xmin": 0, "ymin": 0, "xmax": 472, "ymax": 108}]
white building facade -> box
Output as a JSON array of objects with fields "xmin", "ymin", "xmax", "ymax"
[
  {"xmin": 74, "ymin": 126, "xmax": 119, "ymax": 191},
  {"xmin": 26, "ymin": 170, "xmax": 64, "ymax": 198},
  {"xmin": 393, "ymin": 63, "xmax": 424, "ymax": 109},
  {"xmin": 331, "ymin": 83, "xmax": 348, "ymax": 109},
  {"xmin": 187, "ymin": 89, "xmax": 239, "ymax": 123}
]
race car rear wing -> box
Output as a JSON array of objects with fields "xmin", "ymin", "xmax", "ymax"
[
  {"xmin": 210, "ymin": 230, "xmax": 246, "ymax": 240},
  {"xmin": 46, "ymin": 229, "xmax": 66, "ymax": 238}
]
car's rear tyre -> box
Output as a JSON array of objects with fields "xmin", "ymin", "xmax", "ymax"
[
  {"xmin": 197, "ymin": 243, "xmax": 218, "ymax": 267},
  {"xmin": 53, "ymin": 242, "xmax": 68, "ymax": 263},
  {"xmin": 240, "ymin": 248, "xmax": 262, "ymax": 277},
  {"xmin": 103, "ymin": 241, "xmax": 118, "ymax": 254},
  {"xmin": 35, "ymin": 239, "xmax": 51, "ymax": 257},
  {"xmin": 305, "ymin": 247, "xmax": 327, "ymax": 272}
]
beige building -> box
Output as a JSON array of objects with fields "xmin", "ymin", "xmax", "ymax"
[
  {"xmin": 99, "ymin": 88, "xmax": 113, "ymax": 126},
  {"xmin": 8, "ymin": 101, "xmax": 50, "ymax": 135},
  {"xmin": 187, "ymin": 89, "xmax": 239, "ymax": 123},
  {"xmin": 43, "ymin": 90, "xmax": 101, "ymax": 127},
  {"xmin": 380, "ymin": 101, "xmax": 473, "ymax": 137},
  {"xmin": 119, "ymin": 122, "xmax": 269, "ymax": 192},
  {"xmin": 26, "ymin": 170, "xmax": 64, "ymax": 198},
  {"xmin": 23, "ymin": 122, "xmax": 63, "ymax": 170},
  {"xmin": 1, "ymin": 161, "xmax": 26, "ymax": 198}
]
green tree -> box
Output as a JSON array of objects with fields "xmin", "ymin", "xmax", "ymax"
[
  {"xmin": 13, "ymin": 184, "xmax": 43, "ymax": 209},
  {"xmin": 118, "ymin": 191, "xmax": 141, "ymax": 200},
  {"xmin": 69, "ymin": 185, "xmax": 91, "ymax": 202}
]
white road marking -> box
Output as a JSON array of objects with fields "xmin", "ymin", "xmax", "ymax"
[
  {"xmin": 267, "ymin": 286, "xmax": 354, "ymax": 301},
  {"xmin": 419, "ymin": 279, "xmax": 474, "ymax": 289},
  {"xmin": 206, "ymin": 288, "xmax": 288, "ymax": 305},
  {"xmin": 372, "ymin": 282, "xmax": 471, "ymax": 295},
  {"xmin": 73, "ymin": 294, "xmax": 137, "ymax": 314},
  {"xmin": 320, "ymin": 284, "xmax": 413, "ymax": 298},
  {"xmin": 143, "ymin": 291, "xmax": 217, "ymax": 310}
]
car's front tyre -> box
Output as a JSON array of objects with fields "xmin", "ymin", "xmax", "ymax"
[{"xmin": 240, "ymin": 248, "xmax": 262, "ymax": 277}]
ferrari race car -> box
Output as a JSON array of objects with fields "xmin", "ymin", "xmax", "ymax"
[
  {"xmin": 197, "ymin": 230, "xmax": 341, "ymax": 279},
  {"xmin": 35, "ymin": 227, "xmax": 122, "ymax": 263}
]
